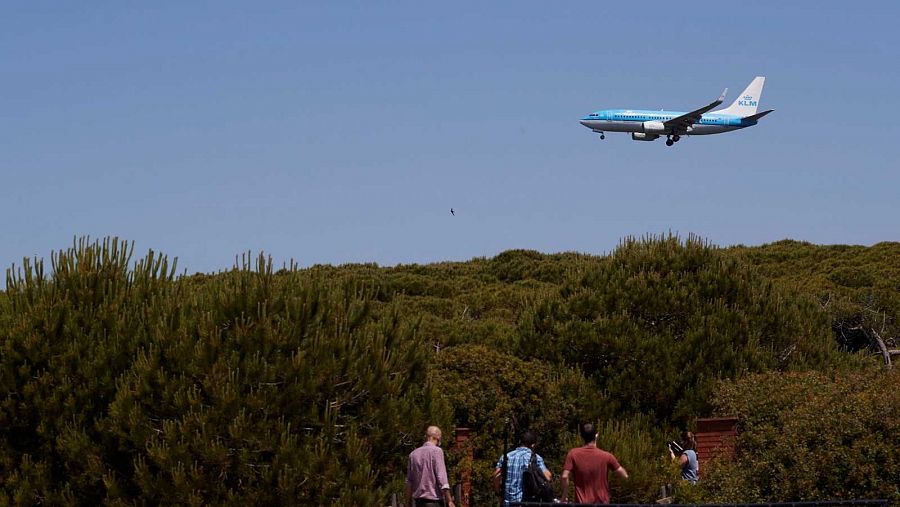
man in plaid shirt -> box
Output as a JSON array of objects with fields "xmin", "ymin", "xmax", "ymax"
[{"xmin": 492, "ymin": 431, "xmax": 553, "ymax": 504}]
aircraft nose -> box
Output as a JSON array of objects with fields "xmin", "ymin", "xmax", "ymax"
[{"xmin": 579, "ymin": 120, "xmax": 590, "ymax": 128}]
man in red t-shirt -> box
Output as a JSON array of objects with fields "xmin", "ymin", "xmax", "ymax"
[{"xmin": 561, "ymin": 423, "xmax": 629, "ymax": 504}]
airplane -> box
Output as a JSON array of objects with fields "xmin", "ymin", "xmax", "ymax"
[{"xmin": 579, "ymin": 76, "xmax": 773, "ymax": 146}]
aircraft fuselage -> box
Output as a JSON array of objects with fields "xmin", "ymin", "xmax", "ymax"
[{"xmin": 579, "ymin": 110, "xmax": 757, "ymax": 136}]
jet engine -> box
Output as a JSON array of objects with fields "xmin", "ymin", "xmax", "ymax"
[
  {"xmin": 632, "ymin": 133, "xmax": 659, "ymax": 141},
  {"xmin": 642, "ymin": 121, "xmax": 665, "ymax": 132}
]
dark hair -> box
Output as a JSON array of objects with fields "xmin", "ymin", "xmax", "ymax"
[
  {"xmin": 580, "ymin": 423, "xmax": 597, "ymax": 444},
  {"xmin": 520, "ymin": 431, "xmax": 538, "ymax": 448},
  {"xmin": 680, "ymin": 431, "xmax": 696, "ymax": 451}
]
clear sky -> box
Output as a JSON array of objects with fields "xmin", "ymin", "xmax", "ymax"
[{"xmin": 3, "ymin": 2, "xmax": 899, "ymax": 274}]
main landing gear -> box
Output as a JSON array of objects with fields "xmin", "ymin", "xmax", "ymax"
[{"xmin": 665, "ymin": 134, "xmax": 681, "ymax": 147}]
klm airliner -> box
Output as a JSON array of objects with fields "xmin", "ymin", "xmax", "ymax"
[{"xmin": 579, "ymin": 77, "xmax": 773, "ymax": 146}]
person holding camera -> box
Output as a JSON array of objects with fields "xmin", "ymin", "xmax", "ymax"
[{"xmin": 668, "ymin": 431, "xmax": 699, "ymax": 485}]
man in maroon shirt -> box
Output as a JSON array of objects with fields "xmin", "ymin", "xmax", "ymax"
[
  {"xmin": 561, "ymin": 423, "xmax": 629, "ymax": 504},
  {"xmin": 405, "ymin": 426, "xmax": 456, "ymax": 507}
]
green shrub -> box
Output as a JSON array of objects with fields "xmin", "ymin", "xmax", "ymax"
[
  {"xmin": 0, "ymin": 239, "xmax": 448, "ymax": 505},
  {"xmin": 2, "ymin": 236, "xmax": 896, "ymax": 504},
  {"xmin": 730, "ymin": 241, "xmax": 900, "ymax": 357},
  {"xmin": 687, "ymin": 369, "xmax": 900, "ymax": 505},
  {"xmin": 517, "ymin": 234, "xmax": 862, "ymax": 426}
]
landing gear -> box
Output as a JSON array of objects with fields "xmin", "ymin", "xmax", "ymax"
[
  {"xmin": 665, "ymin": 134, "xmax": 681, "ymax": 147},
  {"xmin": 595, "ymin": 131, "xmax": 605, "ymax": 140},
  {"xmin": 666, "ymin": 138, "xmax": 674, "ymax": 146}
]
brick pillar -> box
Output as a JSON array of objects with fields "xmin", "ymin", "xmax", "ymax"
[
  {"xmin": 453, "ymin": 428, "xmax": 473, "ymax": 507},
  {"xmin": 695, "ymin": 417, "xmax": 738, "ymax": 473}
]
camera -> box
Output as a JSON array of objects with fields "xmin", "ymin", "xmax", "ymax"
[{"xmin": 667, "ymin": 441, "xmax": 684, "ymax": 455}]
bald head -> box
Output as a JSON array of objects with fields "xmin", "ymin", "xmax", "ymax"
[{"xmin": 426, "ymin": 426, "xmax": 443, "ymax": 445}]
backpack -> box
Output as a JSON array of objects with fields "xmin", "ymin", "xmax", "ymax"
[{"xmin": 522, "ymin": 450, "xmax": 555, "ymax": 502}]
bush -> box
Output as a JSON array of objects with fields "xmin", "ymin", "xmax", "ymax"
[
  {"xmin": 730, "ymin": 241, "xmax": 900, "ymax": 358},
  {"xmin": 3, "ymin": 236, "xmax": 895, "ymax": 504},
  {"xmin": 686, "ymin": 369, "xmax": 900, "ymax": 505},
  {"xmin": 517, "ymin": 234, "xmax": 861, "ymax": 426},
  {"xmin": 0, "ymin": 239, "xmax": 448, "ymax": 505}
]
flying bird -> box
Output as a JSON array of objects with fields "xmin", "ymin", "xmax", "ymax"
[{"xmin": 450, "ymin": 208, "xmax": 455, "ymax": 216}]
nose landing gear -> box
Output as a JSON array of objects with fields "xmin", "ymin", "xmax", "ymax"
[{"xmin": 595, "ymin": 131, "xmax": 605, "ymax": 140}]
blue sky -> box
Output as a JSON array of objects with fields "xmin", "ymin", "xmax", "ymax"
[{"xmin": 2, "ymin": 2, "xmax": 899, "ymax": 274}]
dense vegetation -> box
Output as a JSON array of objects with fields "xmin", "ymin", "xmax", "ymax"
[
  {"xmin": 1, "ymin": 236, "xmax": 897, "ymax": 505},
  {"xmin": 731, "ymin": 240, "xmax": 900, "ymax": 362},
  {"xmin": 689, "ymin": 368, "xmax": 900, "ymax": 504}
]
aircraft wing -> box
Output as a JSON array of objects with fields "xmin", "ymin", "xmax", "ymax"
[{"xmin": 664, "ymin": 88, "xmax": 727, "ymax": 134}]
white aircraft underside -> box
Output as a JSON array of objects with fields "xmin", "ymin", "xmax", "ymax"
[{"xmin": 583, "ymin": 121, "xmax": 743, "ymax": 135}]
